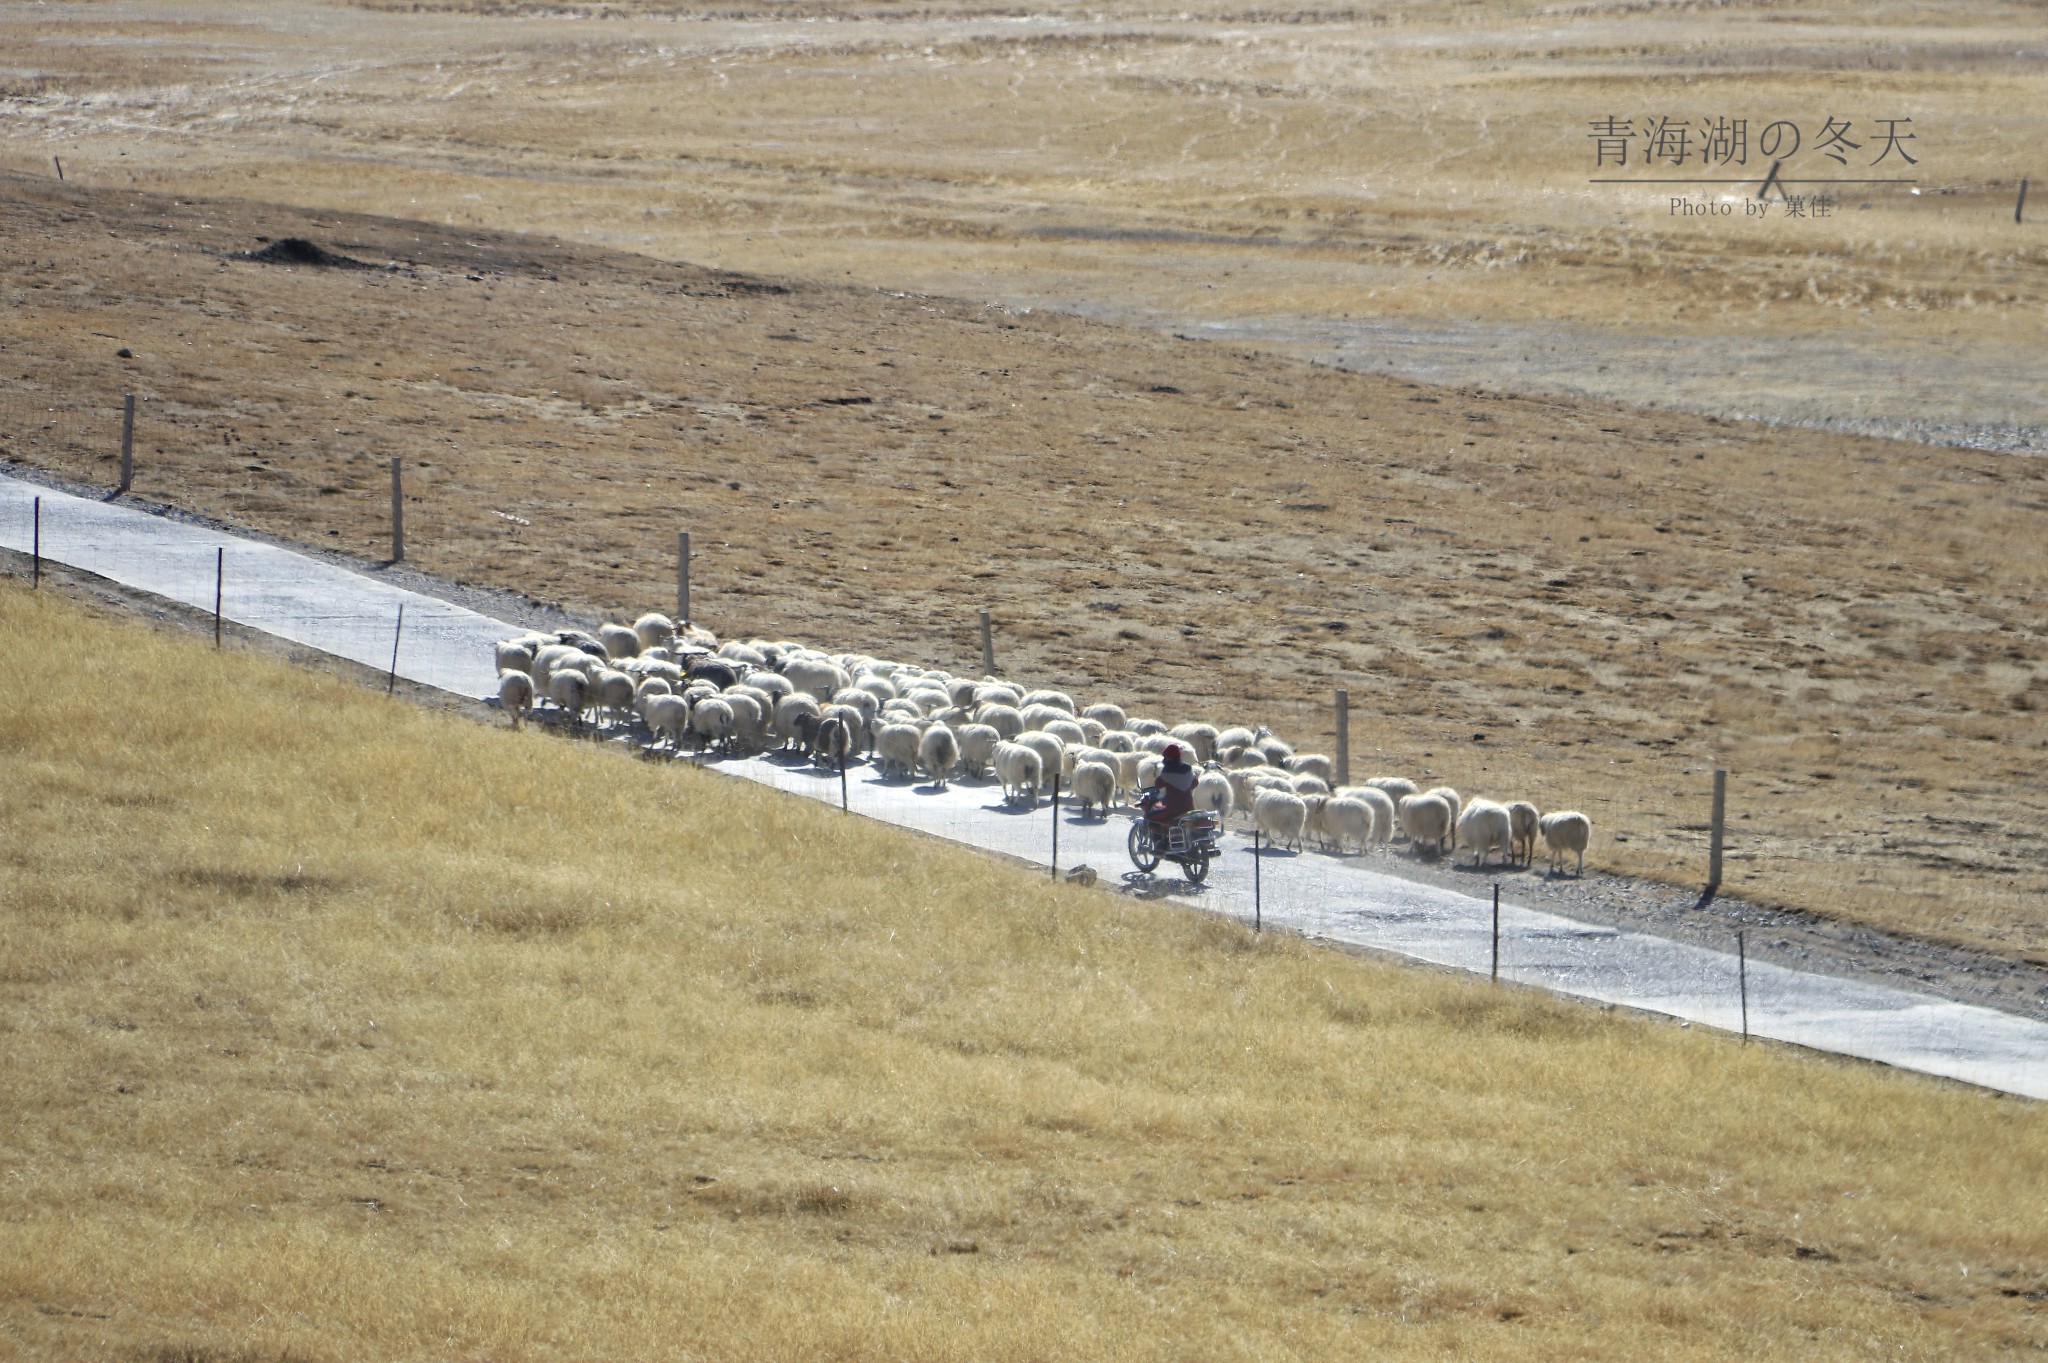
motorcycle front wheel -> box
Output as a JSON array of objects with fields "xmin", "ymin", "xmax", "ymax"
[{"xmin": 1127, "ymin": 822, "xmax": 1162, "ymax": 873}]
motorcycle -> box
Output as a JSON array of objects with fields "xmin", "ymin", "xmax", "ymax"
[{"xmin": 1126, "ymin": 797, "xmax": 1221, "ymax": 884}]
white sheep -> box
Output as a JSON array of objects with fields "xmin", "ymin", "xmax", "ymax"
[
  {"xmin": 1020, "ymin": 689, "xmax": 1075, "ymax": 714},
  {"xmin": 974, "ymin": 683, "xmax": 1023, "ymax": 709},
  {"xmin": 1301, "ymin": 793, "xmax": 1330, "ymax": 850},
  {"xmin": 1076, "ymin": 717, "xmax": 1107, "ymax": 746},
  {"xmin": 497, "ymin": 669, "xmax": 534, "ymax": 728},
  {"xmin": 956, "ymin": 723, "xmax": 1002, "ymax": 779},
  {"xmin": 1168, "ymin": 723, "xmax": 1219, "ymax": 763},
  {"xmin": 1069, "ymin": 760, "xmax": 1117, "ymax": 817},
  {"xmin": 545, "ymin": 669, "xmax": 589, "ymax": 728},
  {"xmin": 1224, "ymin": 747, "xmax": 1268, "ymax": 771},
  {"xmin": 1320, "ymin": 796, "xmax": 1375, "ymax": 855},
  {"xmin": 718, "ymin": 641, "xmax": 768, "ymax": 667},
  {"xmin": 690, "ymin": 697, "xmax": 736, "ymax": 753},
  {"xmin": 1252, "ymin": 789, "xmax": 1308, "ymax": 851},
  {"xmin": 1398, "ymin": 793, "xmax": 1453, "ymax": 858},
  {"xmin": 1458, "ymin": 799, "xmax": 1514, "ymax": 868},
  {"xmin": 598, "ymin": 623, "xmax": 641, "ymax": 661},
  {"xmin": 1540, "ymin": 811, "xmax": 1592, "ymax": 877},
  {"xmin": 529, "ymin": 643, "xmax": 580, "ymax": 691},
  {"xmin": 1020, "ymin": 703, "xmax": 1070, "ymax": 732},
  {"xmin": 1508, "ymin": 801, "xmax": 1541, "ymax": 866},
  {"xmin": 874, "ymin": 722, "xmax": 924, "ymax": 781},
  {"xmin": 1081, "ymin": 702, "xmax": 1127, "ymax": 732},
  {"xmin": 1290, "ymin": 773, "xmax": 1331, "ymax": 797},
  {"xmin": 592, "ymin": 668, "xmax": 637, "ymax": 729},
  {"xmin": 919, "ymin": 725, "xmax": 961, "ymax": 787},
  {"xmin": 1193, "ymin": 768, "xmax": 1234, "ymax": 821},
  {"xmin": 1016, "ymin": 731, "xmax": 1065, "ymax": 794},
  {"xmin": 1128, "ymin": 717, "xmax": 1167, "ymax": 737},
  {"xmin": 1214, "ymin": 725, "xmax": 1256, "ymax": 757},
  {"xmin": 974, "ymin": 703, "xmax": 1025, "ymax": 740},
  {"xmin": 640, "ymin": 693, "xmax": 691, "ymax": 753},
  {"xmin": 745, "ymin": 670, "xmax": 795, "ymax": 704},
  {"xmin": 905, "ymin": 686, "xmax": 952, "ymax": 716},
  {"xmin": 1285, "ymin": 753, "xmax": 1335, "ymax": 784},
  {"xmin": 1337, "ymin": 787, "xmax": 1398, "ymax": 846},
  {"xmin": 993, "ymin": 741, "xmax": 1043, "ymax": 807},
  {"xmin": 1424, "ymin": 786, "xmax": 1462, "ymax": 848},
  {"xmin": 632, "ymin": 613, "xmax": 677, "ymax": 652},
  {"xmin": 1043, "ymin": 718, "xmax": 1087, "ymax": 750},
  {"xmin": 495, "ymin": 640, "xmax": 536, "ymax": 676},
  {"xmin": 855, "ymin": 674, "xmax": 898, "ymax": 704},
  {"xmin": 784, "ymin": 656, "xmax": 849, "ymax": 704},
  {"xmin": 1109, "ymin": 751, "xmax": 1141, "ymax": 801},
  {"xmin": 1098, "ymin": 729, "xmax": 1138, "ymax": 754},
  {"xmin": 831, "ymin": 687, "xmax": 881, "ymax": 731},
  {"xmin": 722, "ymin": 691, "xmax": 768, "ymax": 754}
]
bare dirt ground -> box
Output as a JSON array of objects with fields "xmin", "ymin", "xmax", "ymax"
[
  {"xmin": 3, "ymin": 0, "xmax": 2041, "ymax": 446},
  {"xmin": 4, "ymin": 175, "xmax": 2046, "ymax": 994}
]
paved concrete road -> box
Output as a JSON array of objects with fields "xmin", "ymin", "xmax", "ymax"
[{"xmin": 5, "ymin": 471, "xmax": 2044, "ymax": 1101}]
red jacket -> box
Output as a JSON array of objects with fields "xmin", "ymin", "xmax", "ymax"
[{"xmin": 1149, "ymin": 760, "xmax": 1197, "ymax": 821}]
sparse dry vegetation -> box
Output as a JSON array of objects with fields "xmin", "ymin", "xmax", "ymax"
[
  {"xmin": 3, "ymin": 579, "xmax": 2047, "ymax": 1360},
  {"xmin": 3, "ymin": 176, "xmax": 2045, "ymax": 963}
]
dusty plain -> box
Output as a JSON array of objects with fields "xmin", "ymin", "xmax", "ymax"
[
  {"xmin": 2, "ymin": 10, "xmax": 2046, "ymax": 957},
  {"xmin": 5, "ymin": 172, "xmax": 2047, "ymax": 975},
  {"xmin": 3, "ymin": 580, "xmax": 2047, "ymax": 1361}
]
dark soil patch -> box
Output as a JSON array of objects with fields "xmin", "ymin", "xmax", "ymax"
[{"xmin": 239, "ymin": 237, "xmax": 374, "ymax": 270}]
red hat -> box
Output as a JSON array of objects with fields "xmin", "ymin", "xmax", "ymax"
[{"xmin": 1163, "ymin": 743, "xmax": 1183, "ymax": 760}]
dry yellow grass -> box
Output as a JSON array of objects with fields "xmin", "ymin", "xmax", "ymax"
[{"xmin": 2, "ymin": 578, "xmax": 2045, "ymax": 1359}]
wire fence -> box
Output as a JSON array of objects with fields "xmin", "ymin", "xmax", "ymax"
[
  {"xmin": 0, "ymin": 470, "xmax": 2039, "ymax": 1096},
  {"xmin": 0, "ymin": 386, "xmax": 2039, "ymax": 1088},
  {"xmin": 0, "ymin": 385, "xmax": 129, "ymax": 481}
]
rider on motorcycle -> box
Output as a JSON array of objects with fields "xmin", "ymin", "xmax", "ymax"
[{"xmin": 1142, "ymin": 744, "xmax": 1198, "ymax": 833}]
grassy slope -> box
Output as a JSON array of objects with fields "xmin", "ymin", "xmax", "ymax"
[{"xmin": 0, "ymin": 578, "xmax": 2044, "ymax": 1360}]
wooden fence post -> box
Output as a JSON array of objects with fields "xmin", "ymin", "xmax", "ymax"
[
  {"xmin": 118, "ymin": 393, "xmax": 135, "ymax": 493},
  {"xmin": 677, "ymin": 531, "xmax": 691, "ymax": 625},
  {"xmin": 1708, "ymin": 768, "xmax": 1727, "ymax": 895},
  {"xmin": 213, "ymin": 547, "xmax": 223, "ymax": 647},
  {"xmin": 1334, "ymin": 688, "xmax": 1350, "ymax": 789},
  {"xmin": 1738, "ymin": 929, "xmax": 1750, "ymax": 1043},
  {"xmin": 31, "ymin": 497, "xmax": 40, "ymax": 588},
  {"xmin": 978, "ymin": 608, "xmax": 995, "ymax": 676},
  {"xmin": 389, "ymin": 457, "xmax": 404, "ymax": 563}
]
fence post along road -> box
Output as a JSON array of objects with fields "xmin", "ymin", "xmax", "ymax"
[{"xmin": 1, "ymin": 471, "xmax": 2045, "ymax": 1102}]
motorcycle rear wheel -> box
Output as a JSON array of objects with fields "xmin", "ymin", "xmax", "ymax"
[{"xmin": 1182, "ymin": 849, "xmax": 1211, "ymax": 884}]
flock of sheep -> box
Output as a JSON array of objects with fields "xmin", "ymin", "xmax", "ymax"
[{"xmin": 491, "ymin": 613, "xmax": 1594, "ymax": 877}]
